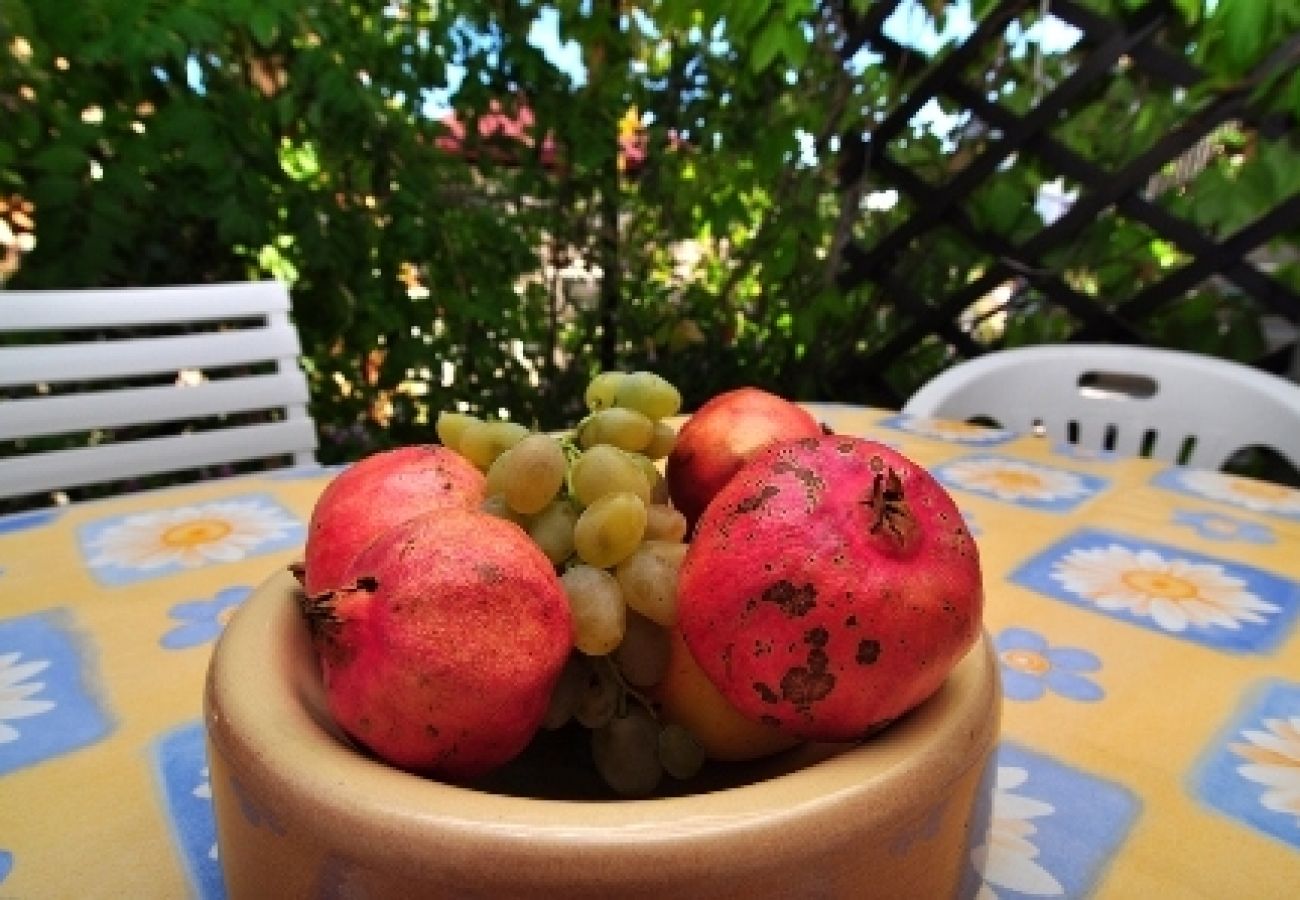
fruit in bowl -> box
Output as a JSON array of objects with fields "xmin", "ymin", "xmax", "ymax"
[
  {"xmin": 666, "ymin": 385, "xmax": 824, "ymax": 531},
  {"xmin": 204, "ymin": 372, "xmax": 998, "ymax": 898},
  {"xmin": 678, "ymin": 434, "xmax": 983, "ymax": 742}
]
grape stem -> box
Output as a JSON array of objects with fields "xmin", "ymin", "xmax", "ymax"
[
  {"xmin": 595, "ymin": 654, "xmax": 658, "ymax": 721},
  {"xmin": 558, "ymin": 436, "xmax": 583, "ymax": 503}
]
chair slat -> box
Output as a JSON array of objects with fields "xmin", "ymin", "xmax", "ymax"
[
  {"xmin": 0, "ymin": 419, "xmax": 319, "ymax": 499},
  {"xmin": 0, "ymin": 372, "xmax": 310, "ymax": 441},
  {"xmin": 0, "ymin": 322, "xmax": 302, "ymax": 387},
  {"xmin": 0, "ymin": 282, "xmax": 290, "ymax": 331},
  {"xmin": 902, "ymin": 344, "xmax": 1300, "ymax": 471},
  {"xmin": 0, "ymin": 281, "xmax": 320, "ymax": 504}
]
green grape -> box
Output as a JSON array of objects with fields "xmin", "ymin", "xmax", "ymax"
[
  {"xmin": 592, "ymin": 706, "xmax": 663, "ymax": 797},
  {"xmin": 542, "ymin": 654, "xmax": 588, "ymax": 730},
  {"xmin": 615, "ymin": 540, "xmax": 686, "ymax": 627},
  {"xmin": 435, "ymin": 410, "xmax": 479, "ymax": 450},
  {"xmin": 575, "ymin": 659, "xmax": 621, "ymax": 729},
  {"xmin": 613, "ymin": 610, "xmax": 670, "ymax": 688},
  {"xmin": 528, "ymin": 498, "xmax": 578, "ymax": 565},
  {"xmin": 577, "ymin": 407, "xmax": 655, "ymax": 453},
  {"xmin": 570, "ymin": 445, "xmax": 651, "ymax": 507},
  {"xmin": 584, "ymin": 371, "xmax": 627, "ymax": 412},
  {"xmin": 486, "ymin": 433, "xmax": 567, "ymax": 514},
  {"xmin": 658, "ymin": 723, "xmax": 706, "ymax": 780},
  {"xmin": 561, "ymin": 564, "xmax": 627, "ymax": 655},
  {"xmin": 614, "ymin": 371, "xmax": 681, "ymax": 420},
  {"xmin": 480, "ymin": 494, "xmax": 528, "ymax": 527},
  {"xmin": 642, "ymin": 420, "xmax": 677, "ymax": 460},
  {"xmin": 643, "ymin": 504, "xmax": 688, "ymax": 543},
  {"xmin": 457, "ymin": 419, "xmax": 529, "ymax": 471},
  {"xmin": 573, "ymin": 492, "xmax": 647, "ymax": 568}
]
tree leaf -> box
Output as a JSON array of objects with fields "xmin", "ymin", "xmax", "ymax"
[
  {"xmin": 250, "ymin": 7, "xmax": 278, "ymax": 48},
  {"xmin": 750, "ymin": 21, "xmax": 786, "ymax": 73},
  {"xmin": 32, "ymin": 144, "xmax": 87, "ymax": 175}
]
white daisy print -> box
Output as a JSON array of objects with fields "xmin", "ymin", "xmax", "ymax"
[
  {"xmin": 0, "ymin": 651, "xmax": 57, "ymax": 744},
  {"xmin": 1051, "ymin": 544, "xmax": 1278, "ymax": 633},
  {"xmin": 942, "ymin": 457, "xmax": 1091, "ymax": 503},
  {"xmin": 899, "ymin": 416, "xmax": 1013, "ymax": 444},
  {"xmin": 86, "ymin": 498, "xmax": 298, "ymax": 571},
  {"xmin": 970, "ymin": 766, "xmax": 1063, "ymax": 899},
  {"xmin": 1232, "ymin": 716, "xmax": 1300, "ymax": 826},
  {"xmin": 1176, "ymin": 470, "xmax": 1300, "ymax": 516}
]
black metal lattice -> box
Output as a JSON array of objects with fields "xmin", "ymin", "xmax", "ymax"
[{"xmin": 831, "ymin": 0, "xmax": 1300, "ymax": 405}]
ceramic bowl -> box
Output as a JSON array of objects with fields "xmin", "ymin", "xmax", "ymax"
[{"xmin": 204, "ymin": 568, "xmax": 1000, "ymax": 899}]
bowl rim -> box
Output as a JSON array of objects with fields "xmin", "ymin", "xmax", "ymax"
[{"xmin": 205, "ymin": 567, "xmax": 999, "ymax": 854}]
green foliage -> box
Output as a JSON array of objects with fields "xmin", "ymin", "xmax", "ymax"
[{"xmin": 2, "ymin": 0, "xmax": 1296, "ymax": 464}]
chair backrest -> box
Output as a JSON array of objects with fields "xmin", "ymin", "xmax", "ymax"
[
  {"xmin": 1, "ymin": 281, "xmax": 318, "ymax": 503},
  {"xmin": 902, "ymin": 344, "xmax": 1300, "ymax": 471}
]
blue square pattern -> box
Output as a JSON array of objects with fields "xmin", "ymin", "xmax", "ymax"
[
  {"xmin": 1009, "ymin": 528, "xmax": 1300, "ymax": 654},
  {"xmin": 0, "ymin": 609, "xmax": 114, "ymax": 776},
  {"xmin": 932, "ymin": 454, "xmax": 1110, "ymax": 512},
  {"xmin": 1193, "ymin": 679, "xmax": 1300, "ymax": 850},
  {"xmin": 0, "ymin": 507, "xmax": 63, "ymax": 536},
  {"xmin": 877, "ymin": 414, "xmax": 1017, "ymax": 447},
  {"xmin": 152, "ymin": 721, "xmax": 227, "ymax": 900},
  {"xmin": 76, "ymin": 492, "xmax": 305, "ymax": 586},
  {"xmin": 961, "ymin": 741, "xmax": 1140, "ymax": 899}
]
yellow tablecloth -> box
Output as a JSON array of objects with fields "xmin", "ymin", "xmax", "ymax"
[{"xmin": 2, "ymin": 405, "xmax": 1298, "ymax": 897}]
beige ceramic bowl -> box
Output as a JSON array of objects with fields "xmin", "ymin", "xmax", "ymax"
[{"xmin": 204, "ymin": 568, "xmax": 1000, "ymax": 899}]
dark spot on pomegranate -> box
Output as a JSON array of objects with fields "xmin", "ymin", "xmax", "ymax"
[
  {"xmin": 780, "ymin": 667, "xmax": 835, "ymax": 711},
  {"xmin": 805, "ymin": 626, "xmax": 829, "ymax": 648},
  {"xmin": 759, "ymin": 579, "xmax": 817, "ymax": 617},
  {"xmin": 734, "ymin": 484, "xmax": 780, "ymax": 514},
  {"xmin": 857, "ymin": 639, "xmax": 881, "ymax": 665},
  {"xmin": 753, "ymin": 682, "xmax": 780, "ymax": 704},
  {"xmin": 773, "ymin": 459, "xmax": 827, "ymax": 507},
  {"xmin": 807, "ymin": 647, "xmax": 829, "ymax": 673},
  {"xmin": 845, "ymin": 614, "xmax": 858, "ymax": 627},
  {"xmin": 476, "ymin": 562, "xmax": 505, "ymax": 584}
]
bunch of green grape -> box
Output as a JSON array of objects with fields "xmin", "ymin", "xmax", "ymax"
[{"xmin": 436, "ymin": 370, "xmax": 706, "ymax": 797}]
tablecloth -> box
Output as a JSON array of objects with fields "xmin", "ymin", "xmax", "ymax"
[{"xmin": 2, "ymin": 404, "xmax": 1298, "ymax": 897}]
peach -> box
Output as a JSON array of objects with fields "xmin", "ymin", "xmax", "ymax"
[{"xmin": 653, "ymin": 628, "xmax": 800, "ymax": 763}]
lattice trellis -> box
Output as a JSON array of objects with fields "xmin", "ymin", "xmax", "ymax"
[{"xmin": 831, "ymin": 0, "xmax": 1300, "ymax": 406}]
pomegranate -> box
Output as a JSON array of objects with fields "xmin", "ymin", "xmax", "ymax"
[
  {"xmin": 299, "ymin": 508, "xmax": 572, "ymax": 778},
  {"xmin": 676, "ymin": 435, "xmax": 982, "ymax": 742},
  {"xmin": 302, "ymin": 445, "xmax": 485, "ymax": 595},
  {"xmin": 666, "ymin": 387, "xmax": 823, "ymax": 530}
]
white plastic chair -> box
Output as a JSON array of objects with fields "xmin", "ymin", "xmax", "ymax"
[
  {"xmin": 902, "ymin": 344, "xmax": 1300, "ymax": 470},
  {"xmin": 0, "ymin": 281, "xmax": 318, "ymax": 503}
]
